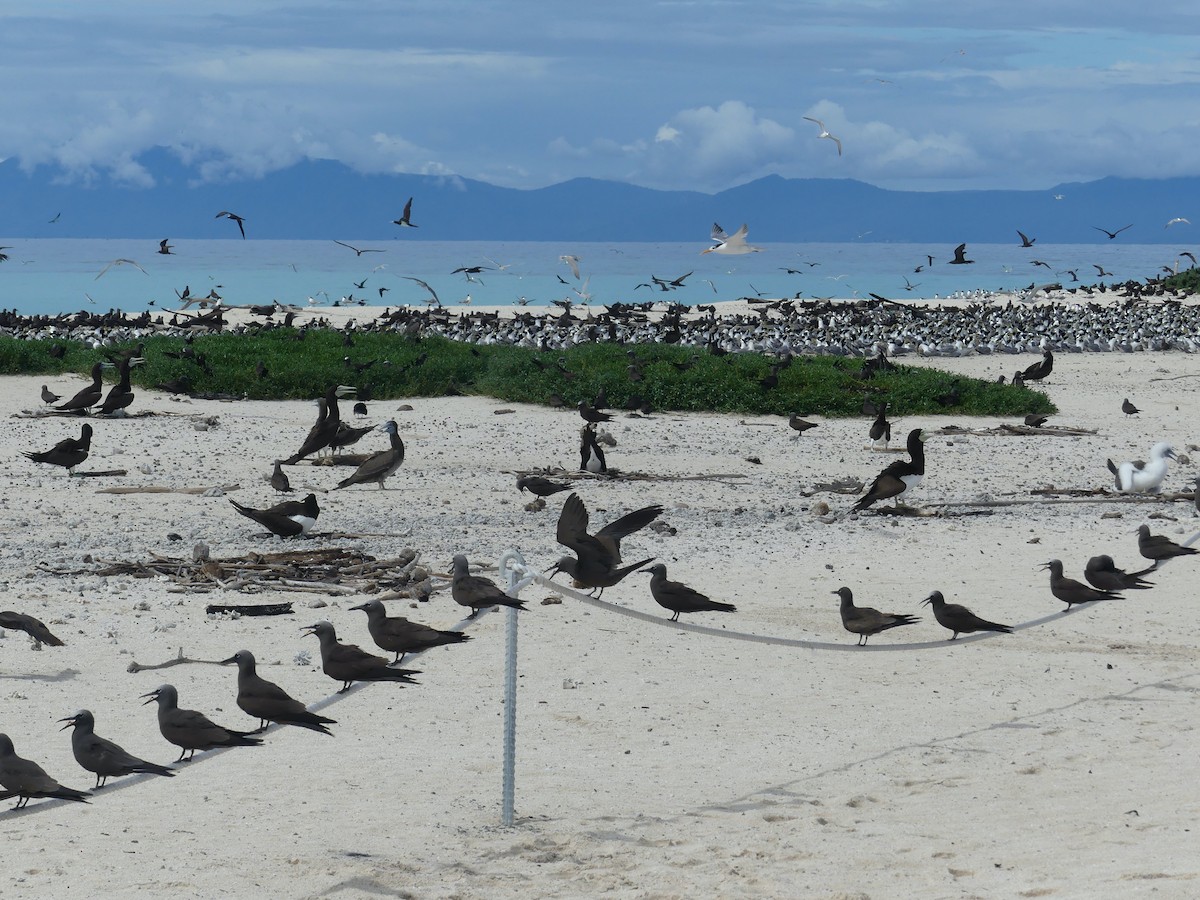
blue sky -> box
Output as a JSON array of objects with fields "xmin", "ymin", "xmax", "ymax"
[{"xmin": 3, "ymin": 2, "xmax": 1200, "ymax": 193}]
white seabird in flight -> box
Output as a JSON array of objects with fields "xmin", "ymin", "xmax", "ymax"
[
  {"xmin": 702, "ymin": 223, "xmax": 762, "ymax": 255},
  {"xmin": 803, "ymin": 116, "xmax": 843, "ymax": 156}
]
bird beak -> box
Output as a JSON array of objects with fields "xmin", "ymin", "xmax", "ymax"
[
  {"xmin": 919, "ymin": 596, "xmax": 933, "ymax": 607},
  {"xmin": 1036, "ymin": 562, "xmax": 1050, "ymax": 570},
  {"xmin": 1167, "ymin": 449, "xmax": 1178, "ymax": 461},
  {"xmin": 57, "ymin": 716, "xmax": 77, "ymax": 730},
  {"xmin": 219, "ymin": 654, "xmax": 238, "ymax": 665},
  {"xmin": 139, "ymin": 691, "xmax": 159, "ymax": 705},
  {"xmin": 348, "ymin": 603, "xmax": 366, "ymax": 611},
  {"xmin": 301, "ymin": 624, "xmax": 317, "ymax": 635}
]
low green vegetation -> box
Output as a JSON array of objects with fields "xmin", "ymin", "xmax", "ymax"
[
  {"xmin": 1161, "ymin": 266, "xmax": 1200, "ymax": 294},
  {"xmin": 1, "ymin": 331, "xmax": 1055, "ymax": 417}
]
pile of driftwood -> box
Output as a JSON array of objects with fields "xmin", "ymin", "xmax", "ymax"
[{"xmin": 39, "ymin": 546, "xmax": 436, "ymax": 601}]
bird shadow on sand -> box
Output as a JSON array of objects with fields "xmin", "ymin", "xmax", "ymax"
[{"xmin": 0, "ymin": 668, "xmax": 81, "ymax": 683}]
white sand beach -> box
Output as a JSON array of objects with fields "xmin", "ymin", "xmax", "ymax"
[{"xmin": 2, "ymin": 341, "xmax": 1199, "ymax": 898}]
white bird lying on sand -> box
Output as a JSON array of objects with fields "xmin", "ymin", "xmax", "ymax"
[
  {"xmin": 1106, "ymin": 442, "xmax": 1176, "ymax": 493},
  {"xmin": 702, "ymin": 223, "xmax": 761, "ymax": 255}
]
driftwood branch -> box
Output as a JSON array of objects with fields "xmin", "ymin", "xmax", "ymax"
[
  {"xmin": 126, "ymin": 647, "xmax": 227, "ymax": 673},
  {"xmin": 206, "ymin": 602, "xmax": 294, "ymax": 616},
  {"xmin": 96, "ymin": 483, "xmax": 241, "ymax": 495}
]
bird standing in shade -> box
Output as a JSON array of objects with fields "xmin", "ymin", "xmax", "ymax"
[
  {"xmin": 853, "ymin": 428, "xmax": 927, "ymax": 511},
  {"xmin": 229, "ymin": 492, "xmax": 320, "ymax": 538},
  {"xmin": 1041, "ymin": 560, "xmax": 1122, "ymax": 608},
  {"xmin": 1107, "ymin": 442, "xmax": 1175, "ymax": 493},
  {"xmin": 222, "ymin": 650, "xmax": 336, "ymax": 734},
  {"xmin": 450, "ymin": 554, "xmax": 527, "ymax": 617},
  {"xmin": 59, "ymin": 710, "xmax": 174, "ymax": 788},
  {"xmin": 644, "ymin": 563, "xmax": 736, "ymax": 622},
  {"xmin": 22, "ymin": 423, "xmax": 92, "ymax": 474},
  {"xmin": 1084, "ymin": 555, "xmax": 1154, "ymax": 591},
  {"xmin": 0, "ymin": 611, "xmax": 64, "ymax": 648},
  {"xmin": 55, "ymin": 362, "xmax": 105, "ymax": 412},
  {"xmin": 1136, "ymin": 524, "xmax": 1198, "ymax": 566},
  {"xmin": 551, "ymin": 492, "xmax": 663, "ymax": 596},
  {"xmin": 215, "ymin": 210, "xmax": 246, "ymax": 238},
  {"xmin": 835, "ymin": 587, "xmax": 919, "ymax": 645},
  {"xmin": 0, "ymin": 733, "xmax": 90, "ymax": 808},
  {"xmin": 333, "ymin": 420, "xmax": 404, "ymax": 490},
  {"xmin": 1121, "ymin": 398, "xmax": 1140, "ymax": 417},
  {"xmin": 349, "ymin": 599, "xmax": 471, "ymax": 665},
  {"xmin": 141, "ymin": 684, "xmax": 262, "ymax": 761},
  {"xmin": 921, "ymin": 591, "xmax": 1012, "ymax": 640},
  {"xmin": 302, "ymin": 621, "xmax": 421, "ymax": 692}
]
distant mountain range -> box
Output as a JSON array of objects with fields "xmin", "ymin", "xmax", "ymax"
[{"xmin": 1, "ymin": 148, "xmax": 1196, "ymax": 244}]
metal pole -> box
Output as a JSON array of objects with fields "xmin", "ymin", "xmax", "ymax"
[{"xmin": 500, "ymin": 553, "xmax": 523, "ymax": 827}]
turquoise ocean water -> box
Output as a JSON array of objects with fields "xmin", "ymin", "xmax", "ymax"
[{"xmin": 0, "ymin": 239, "xmax": 1192, "ymax": 316}]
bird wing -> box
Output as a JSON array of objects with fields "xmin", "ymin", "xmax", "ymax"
[{"xmin": 555, "ymin": 493, "xmax": 591, "ymax": 553}]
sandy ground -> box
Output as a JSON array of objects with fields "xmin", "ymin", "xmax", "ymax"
[{"xmin": 2, "ymin": 344, "xmax": 1199, "ymax": 899}]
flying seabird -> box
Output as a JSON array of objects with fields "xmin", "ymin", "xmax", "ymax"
[
  {"xmin": 802, "ymin": 116, "xmax": 843, "ymax": 155},
  {"xmin": 1017, "ymin": 230, "xmax": 1036, "ymax": 248},
  {"xmin": 392, "ymin": 197, "xmax": 418, "ymax": 227},
  {"xmin": 157, "ymin": 239, "xmax": 173, "ymax": 255},
  {"xmin": 302, "ymin": 621, "xmax": 420, "ymax": 693},
  {"xmin": 1093, "ymin": 224, "xmax": 1132, "ymax": 240},
  {"xmin": 1121, "ymin": 398, "xmax": 1140, "ymax": 417},
  {"xmin": 141, "ymin": 684, "xmax": 262, "ymax": 761},
  {"xmin": 921, "ymin": 590, "xmax": 1012, "ymax": 640},
  {"xmin": 229, "ymin": 492, "xmax": 320, "ymax": 537},
  {"xmin": 349, "ymin": 599, "xmax": 471, "ymax": 665},
  {"xmin": 643, "ymin": 563, "xmax": 736, "ymax": 622},
  {"xmin": 402, "ymin": 276, "xmax": 440, "ymax": 306},
  {"xmin": 0, "ymin": 733, "xmax": 91, "ymax": 809},
  {"xmin": 516, "ymin": 475, "xmax": 572, "ymax": 498},
  {"xmin": 95, "ymin": 258, "xmax": 149, "ymax": 279},
  {"xmin": 450, "ymin": 554, "xmax": 528, "ymax": 618},
  {"xmin": 1041, "ymin": 560, "xmax": 1122, "ymax": 608},
  {"xmin": 1165, "ymin": 217, "xmax": 1190, "ymax": 228},
  {"xmin": 0, "ymin": 611, "xmax": 65, "ymax": 647},
  {"xmin": 1106, "ymin": 442, "xmax": 1175, "ymax": 493},
  {"xmin": 54, "ymin": 362, "xmax": 105, "ymax": 412},
  {"xmin": 59, "ymin": 710, "xmax": 174, "ymax": 788},
  {"xmin": 853, "ymin": 428, "xmax": 927, "ymax": 512},
  {"xmin": 559, "ymin": 255, "xmax": 582, "ymax": 279},
  {"xmin": 333, "ymin": 240, "xmax": 384, "ymax": 256},
  {"xmin": 1136, "ymin": 524, "xmax": 1198, "ymax": 566},
  {"xmin": 702, "ymin": 223, "xmax": 762, "ymax": 255},
  {"xmin": 550, "ymin": 493, "xmax": 663, "ymax": 596},
  {"xmin": 333, "ymin": 420, "xmax": 404, "ymax": 490},
  {"xmin": 215, "ymin": 210, "xmax": 247, "ymax": 239},
  {"xmin": 1084, "ymin": 555, "xmax": 1154, "ymax": 592},
  {"xmin": 22, "ymin": 423, "xmax": 92, "ymax": 474},
  {"xmin": 835, "ymin": 587, "xmax": 919, "ymax": 646},
  {"xmin": 948, "ymin": 243, "xmax": 974, "ymax": 265},
  {"xmin": 222, "ymin": 650, "xmax": 336, "ymax": 734}
]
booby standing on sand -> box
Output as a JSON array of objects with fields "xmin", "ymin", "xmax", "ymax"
[
  {"xmin": 54, "ymin": 362, "xmax": 105, "ymax": 412},
  {"xmin": 22, "ymin": 423, "xmax": 92, "ymax": 475},
  {"xmin": 229, "ymin": 492, "xmax": 320, "ymax": 537},
  {"xmin": 921, "ymin": 590, "xmax": 1012, "ymax": 640},
  {"xmin": 835, "ymin": 587, "xmax": 919, "ymax": 645},
  {"xmin": 333, "ymin": 420, "xmax": 404, "ymax": 490},
  {"xmin": 853, "ymin": 428, "xmax": 927, "ymax": 512},
  {"xmin": 702, "ymin": 223, "xmax": 762, "ymax": 255},
  {"xmin": 1106, "ymin": 442, "xmax": 1175, "ymax": 493}
]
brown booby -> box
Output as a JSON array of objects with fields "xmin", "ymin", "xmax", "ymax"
[{"xmin": 22, "ymin": 423, "xmax": 92, "ymax": 474}]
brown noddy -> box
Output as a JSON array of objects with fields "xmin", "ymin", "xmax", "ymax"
[
  {"xmin": 332, "ymin": 420, "xmax": 404, "ymax": 490},
  {"xmin": 552, "ymin": 492, "xmax": 663, "ymax": 595},
  {"xmin": 1041, "ymin": 560, "xmax": 1122, "ymax": 608},
  {"xmin": 59, "ymin": 709, "xmax": 174, "ymax": 788},
  {"xmin": 0, "ymin": 733, "xmax": 90, "ymax": 809},
  {"xmin": 853, "ymin": 428, "xmax": 927, "ymax": 511},
  {"xmin": 789, "ymin": 413, "xmax": 818, "ymax": 437},
  {"xmin": 451, "ymin": 554, "xmax": 528, "ymax": 618},
  {"xmin": 21, "ymin": 423, "xmax": 92, "ymax": 474},
  {"xmin": 222, "ymin": 649, "xmax": 336, "ymax": 734},
  {"xmin": 269, "ymin": 460, "xmax": 292, "ymax": 493},
  {"xmin": 140, "ymin": 684, "xmax": 263, "ymax": 761},
  {"xmin": 516, "ymin": 475, "xmax": 572, "ymax": 498},
  {"xmin": 0, "ymin": 611, "xmax": 64, "ymax": 647},
  {"xmin": 40, "ymin": 384, "xmax": 60, "ymax": 405},
  {"xmin": 835, "ymin": 587, "xmax": 919, "ymax": 645},
  {"xmin": 302, "ymin": 621, "xmax": 421, "ymax": 693},
  {"xmin": 349, "ymin": 599, "xmax": 471, "ymax": 664},
  {"xmin": 229, "ymin": 492, "xmax": 319, "ymax": 537},
  {"xmin": 921, "ymin": 590, "xmax": 1012, "ymax": 640},
  {"xmin": 1121, "ymin": 398, "xmax": 1140, "ymax": 417},
  {"xmin": 1084, "ymin": 555, "xmax": 1154, "ymax": 591},
  {"xmin": 643, "ymin": 563, "xmax": 736, "ymax": 622},
  {"xmin": 54, "ymin": 362, "xmax": 104, "ymax": 412},
  {"xmin": 1136, "ymin": 524, "xmax": 1198, "ymax": 566}
]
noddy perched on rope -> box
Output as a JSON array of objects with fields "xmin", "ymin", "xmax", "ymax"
[
  {"xmin": 0, "ymin": 733, "xmax": 91, "ymax": 809},
  {"xmin": 302, "ymin": 621, "xmax": 421, "ymax": 693},
  {"xmin": 1041, "ymin": 560, "xmax": 1122, "ymax": 609},
  {"xmin": 921, "ymin": 590, "xmax": 1012, "ymax": 640},
  {"xmin": 349, "ymin": 599, "xmax": 471, "ymax": 665},
  {"xmin": 222, "ymin": 650, "xmax": 336, "ymax": 734},
  {"xmin": 1084, "ymin": 555, "xmax": 1154, "ymax": 591},
  {"xmin": 1136, "ymin": 524, "xmax": 1198, "ymax": 566},
  {"xmin": 835, "ymin": 587, "xmax": 919, "ymax": 645},
  {"xmin": 643, "ymin": 563, "xmax": 736, "ymax": 622},
  {"xmin": 450, "ymin": 554, "xmax": 528, "ymax": 617},
  {"xmin": 59, "ymin": 709, "xmax": 174, "ymax": 788},
  {"xmin": 550, "ymin": 492, "xmax": 663, "ymax": 596},
  {"xmin": 140, "ymin": 684, "xmax": 263, "ymax": 762}
]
